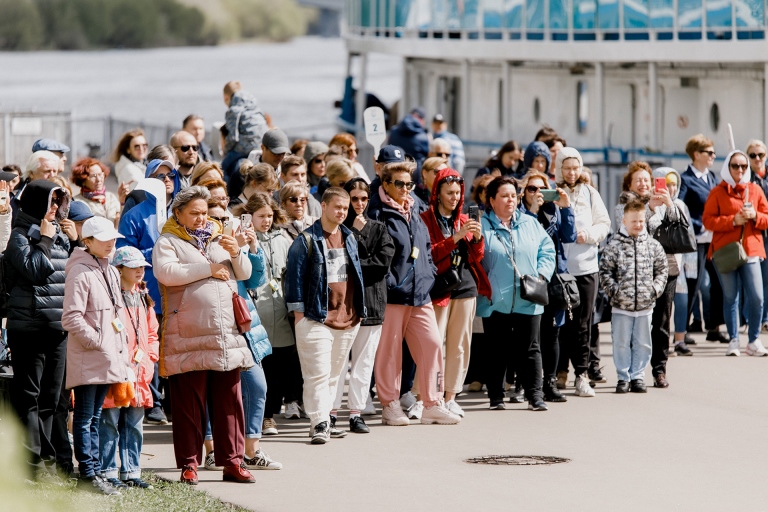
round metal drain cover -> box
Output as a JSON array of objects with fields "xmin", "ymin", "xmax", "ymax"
[{"xmin": 465, "ymin": 455, "xmax": 570, "ymax": 466}]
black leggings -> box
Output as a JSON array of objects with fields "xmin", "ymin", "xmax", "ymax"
[
  {"xmin": 558, "ymin": 273, "xmax": 599, "ymax": 377},
  {"xmin": 262, "ymin": 345, "xmax": 303, "ymax": 418}
]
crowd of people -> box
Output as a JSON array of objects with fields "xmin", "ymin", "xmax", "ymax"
[{"xmin": 3, "ymin": 79, "xmax": 768, "ymax": 496}]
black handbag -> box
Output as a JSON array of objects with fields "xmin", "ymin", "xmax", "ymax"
[
  {"xmin": 431, "ymin": 264, "xmax": 462, "ymax": 297},
  {"xmin": 548, "ymin": 273, "xmax": 581, "ymax": 319},
  {"xmin": 654, "ymin": 210, "xmax": 697, "ymax": 254},
  {"xmin": 495, "ymin": 232, "xmax": 549, "ymax": 306}
]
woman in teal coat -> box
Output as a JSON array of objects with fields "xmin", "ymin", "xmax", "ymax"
[{"xmin": 477, "ymin": 176, "xmax": 556, "ymax": 411}]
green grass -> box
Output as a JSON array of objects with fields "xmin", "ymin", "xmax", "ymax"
[{"xmin": 22, "ymin": 472, "xmax": 250, "ymax": 512}]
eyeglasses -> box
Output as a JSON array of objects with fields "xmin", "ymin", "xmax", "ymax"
[
  {"xmin": 132, "ymin": 143, "xmax": 148, "ymax": 149},
  {"xmin": 525, "ymin": 185, "xmax": 545, "ymax": 193},
  {"xmin": 749, "ymin": 153, "xmax": 766, "ymax": 160},
  {"xmin": 351, "ymin": 196, "xmax": 369, "ymax": 203},
  {"xmin": 87, "ymin": 173, "xmax": 105, "ymax": 180},
  {"xmin": 442, "ymin": 176, "xmax": 463, "ymax": 185},
  {"xmin": 700, "ymin": 150, "xmax": 716, "ymax": 157},
  {"xmin": 387, "ymin": 179, "xmax": 416, "ymax": 191},
  {"xmin": 435, "ymin": 152, "xmax": 452, "ymax": 158},
  {"xmin": 209, "ymin": 215, "xmax": 228, "ymax": 223},
  {"xmin": 175, "ymin": 145, "xmax": 199, "ymax": 152},
  {"xmin": 730, "ymin": 163, "xmax": 749, "ymax": 171},
  {"xmin": 153, "ymin": 171, "xmax": 177, "ymax": 181},
  {"xmin": 213, "ymin": 196, "xmax": 230, "ymax": 204},
  {"xmin": 312, "ymin": 158, "xmax": 324, "ymax": 165},
  {"xmin": 288, "ymin": 197, "xmax": 307, "ymax": 204}
]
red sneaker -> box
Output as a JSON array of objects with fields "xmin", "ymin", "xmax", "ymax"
[
  {"xmin": 180, "ymin": 465, "xmax": 198, "ymax": 485},
  {"xmin": 223, "ymin": 462, "xmax": 256, "ymax": 483}
]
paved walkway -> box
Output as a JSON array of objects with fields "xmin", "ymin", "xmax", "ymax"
[{"xmin": 141, "ymin": 330, "xmax": 768, "ymax": 512}]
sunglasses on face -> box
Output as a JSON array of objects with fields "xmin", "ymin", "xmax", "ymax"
[
  {"xmin": 387, "ymin": 179, "xmax": 416, "ymax": 191},
  {"xmin": 730, "ymin": 163, "xmax": 749, "ymax": 171},
  {"xmin": 700, "ymin": 150, "xmax": 716, "ymax": 157},
  {"xmin": 435, "ymin": 152, "xmax": 452, "ymax": 158},
  {"xmin": 209, "ymin": 215, "xmax": 228, "ymax": 223},
  {"xmin": 153, "ymin": 171, "xmax": 177, "ymax": 181},
  {"xmin": 176, "ymin": 145, "xmax": 199, "ymax": 152},
  {"xmin": 525, "ymin": 185, "xmax": 545, "ymax": 193},
  {"xmin": 749, "ymin": 153, "xmax": 766, "ymax": 160},
  {"xmin": 351, "ymin": 196, "xmax": 369, "ymax": 203},
  {"xmin": 288, "ymin": 196, "xmax": 307, "ymax": 204},
  {"xmin": 312, "ymin": 158, "xmax": 324, "ymax": 165}
]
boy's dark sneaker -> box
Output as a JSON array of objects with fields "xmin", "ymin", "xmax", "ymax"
[
  {"xmin": 543, "ymin": 378, "xmax": 567, "ymax": 402},
  {"xmin": 615, "ymin": 380, "xmax": 630, "ymax": 393},
  {"xmin": 145, "ymin": 406, "xmax": 168, "ymax": 425},
  {"xmin": 311, "ymin": 421, "xmax": 330, "ymax": 444},
  {"xmin": 77, "ymin": 475, "xmax": 121, "ymax": 495},
  {"xmin": 489, "ymin": 400, "xmax": 506, "ymax": 410},
  {"xmin": 630, "ymin": 380, "xmax": 647, "ymax": 393},
  {"xmin": 508, "ymin": 384, "xmax": 525, "ymax": 403},
  {"xmin": 124, "ymin": 477, "xmax": 154, "ymax": 489},
  {"xmin": 653, "ymin": 374, "xmax": 669, "ymax": 388},
  {"xmin": 329, "ymin": 415, "xmax": 347, "ymax": 438},
  {"xmin": 527, "ymin": 399, "xmax": 548, "ymax": 411},
  {"xmin": 706, "ymin": 330, "xmax": 730, "ymax": 344},
  {"xmin": 105, "ymin": 477, "xmax": 128, "ymax": 489},
  {"xmin": 588, "ymin": 365, "xmax": 606, "ymax": 385},
  {"xmin": 349, "ymin": 416, "xmax": 370, "ymax": 433}
]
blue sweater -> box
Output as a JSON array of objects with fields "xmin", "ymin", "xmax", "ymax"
[{"xmin": 678, "ymin": 164, "xmax": 718, "ymax": 236}]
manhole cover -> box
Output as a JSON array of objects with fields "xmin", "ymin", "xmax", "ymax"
[{"xmin": 465, "ymin": 455, "xmax": 570, "ymax": 466}]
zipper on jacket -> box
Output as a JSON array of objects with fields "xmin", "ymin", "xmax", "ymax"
[{"xmin": 633, "ymin": 237, "xmax": 638, "ymax": 311}]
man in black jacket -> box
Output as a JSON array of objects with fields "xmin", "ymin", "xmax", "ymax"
[{"xmin": 5, "ymin": 180, "xmax": 78, "ymax": 476}]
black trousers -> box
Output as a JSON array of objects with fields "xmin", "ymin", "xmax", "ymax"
[
  {"xmin": 464, "ymin": 331, "xmax": 489, "ymax": 385},
  {"xmin": 8, "ymin": 328, "xmax": 67, "ymax": 470},
  {"xmin": 46, "ymin": 373, "xmax": 73, "ymax": 473},
  {"xmin": 262, "ymin": 345, "xmax": 304, "ymax": 418},
  {"xmin": 399, "ymin": 340, "xmax": 417, "ymax": 396},
  {"xmin": 689, "ymin": 243, "xmax": 724, "ymax": 328},
  {"xmin": 651, "ymin": 276, "xmax": 677, "ymax": 377},
  {"xmin": 540, "ymin": 303, "xmax": 561, "ymax": 382},
  {"xmin": 482, "ymin": 311, "xmax": 543, "ymax": 402},
  {"xmin": 558, "ymin": 273, "xmax": 599, "ymax": 377}
]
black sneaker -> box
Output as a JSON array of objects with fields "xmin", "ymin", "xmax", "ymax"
[
  {"xmin": 543, "ymin": 378, "xmax": 567, "ymax": 403},
  {"xmin": 615, "ymin": 380, "xmax": 630, "ymax": 393},
  {"xmin": 145, "ymin": 406, "xmax": 168, "ymax": 425},
  {"xmin": 588, "ymin": 365, "xmax": 606, "ymax": 385},
  {"xmin": 674, "ymin": 341, "xmax": 693, "ymax": 356},
  {"xmin": 329, "ymin": 415, "xmax": 347, "ymax": 438},
  {"xmin": 508, "ymin": 384, "xmax": 525, "ymax": 403},
  {"xmin": 349, "ymin": 416, "xmax": 370, "ymax": 434},
  {"xmin": 630, "ymin": 379, "xmax": 647, "ymax": 393},
  {"xmin": 527, "ymin": 399, "xmax": 548, "ymax": 411},
  {"xmin": 688, "ymin": 320, "xmax": 704, "ymax": 333},
  {"xmin": 77, "ymin": 475, "xmax": 121, "ymax": 496},
  {"xmin": 123, "ymin": 477, "xmax": 154, "ymax": 489},
  {"xmin": 684, "ymin": 334, "xmax": 697, "ymax": 345},
  {"xmin": 311, "ymin": 421, "xmax": 330, "ymax": 444},
  {"xmin": 706, "ymin": 329, "xmax": 730, "ymax": 344},
  {"xmin": 489, "ymin": 400, "xmax": 506, "ymax": 410},
  {"xmin": 105, "ymin": 477, "xmax": 129, "ymax": 489}
]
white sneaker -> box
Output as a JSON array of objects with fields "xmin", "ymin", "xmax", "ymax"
[
  {"xmin": 284, "ymin": 401, "xmax": 301, "ymax": 419},
  {"xmin": 407, "ymin": 401, "xmax": 423, "ymax": 419},
  {"xmin": 445, "ymin": 399, "xmax": 465, "ymax": 418},
  {"xmin": 361, "ymin": 395, "xmax": 376, "ymax": 415},
  {"xmin": 244, "ymin": 449, "xmax": 283, "ymax": 470},
  {"xmin": 574, "ymin": 376, "xmax": 596, "ymax": 397},
  {"xmin": 381, "ymin": 400, "xmax": 410, "ymax": 426},
  {"xmin": 204, "ymin": 451, "xmax": 223, "ymax": 471},
  {"xmin": 421, "ymin": 399, "xmax": 461, "ymax": 425},
  {"xmin": 726, "ymin": 339, "xmax": 741, "ymax": 357},
  {"xmin": 399, "ymin": 391, "xmax": 417, "ymax": 411},
  {"xmin": 745, "ymin": 339, "xmax": 768, "ymax": 356}
]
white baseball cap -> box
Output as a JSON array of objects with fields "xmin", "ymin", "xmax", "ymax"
[{"xmin": 81, "ymin": 217, "xmax": 125, "ymax": 241}]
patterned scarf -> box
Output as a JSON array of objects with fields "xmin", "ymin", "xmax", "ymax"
[
  {"xmin": 81, "ymin": 186, "xmax": 107, "ymax": 204},
  {"xmin": 185, "ymin": 221, "xmax": 214, "ymax": 253}
]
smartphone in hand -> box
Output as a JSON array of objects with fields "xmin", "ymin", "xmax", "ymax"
[
  {"xmin": 222, "ymin": 219, "xmax": 234, "ymax": 236},
  {"xmin": 540, "ymin": 189, "xmax": 561, "ymax": 202},
  {"xmin": 655, "ymin": 177, "xmax": 667, "ymax": 193},
  {"xmin": 468, "ymin": 205, "xmax": 480, "ymax": 222},
  {"xmin": 240, "ymin": 213, "xmax": 252, "ymax": 230}
]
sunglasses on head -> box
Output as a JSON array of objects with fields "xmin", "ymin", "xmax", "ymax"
[
  {"xmin": 749, "ymin": 152, "xmax": 766, "ymax": 160},
  {"xmin": 177, "ymin": 145, "xmax": 199, "ymax": 152},
  {"xmin": 288, "ymin": 196, "xmax": 307, "ymax": 204},
  {"xmin": 153, "ymin": 171, "xmax": 177, "ymax": 181},
  {"xmin": 730, "ymin": 163, "xmax": 749, "ymax": 171},
  {"xmin": 441, "ymin": 176, "xmax": 463, "ymax": 185},
  {"xmin": 388, "ymin": 179, "xmax": 416, "ymax": 191}
]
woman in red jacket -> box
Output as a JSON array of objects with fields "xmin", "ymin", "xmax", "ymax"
[
  {"xmin": 415, "ymin": 168, "xmax": 491, "ymax": 418},
  {"xmin": 703, "ymin": 150, "xmax": 768, "ymax": 357}
]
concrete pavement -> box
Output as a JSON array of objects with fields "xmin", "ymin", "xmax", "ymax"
[{"xmin": 141, "ymin": 330, "xmax": 768, "ymax": 512}]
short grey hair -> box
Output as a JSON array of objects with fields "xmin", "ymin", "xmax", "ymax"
[
  {"xmin": 23, "ymin": 150, "xmax": 60, "ymax": 179},
  {"xmin": 171, "ymin": 185, "xmax": 210, "ymax": 216},
  {"xmin": 429, "ymin": 138, "xmax": 451, "ymax": 153}
]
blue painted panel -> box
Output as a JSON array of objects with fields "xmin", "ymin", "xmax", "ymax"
[
  {"xmin": 574, "ymin": 0, "xmax": 597, "ymax": 29},
  {"xmin": 706, "ymin": 0, "xmax": 732, "ymax": 28},
  {"xmin": 550, "ymin": 0, "xmax": 568, "ymax": 28},
  {"xmin": 650, "ymin": 0, "xmax": 674, "ymax": 27},
  {"xmin": 624, "ymin": 0, "xmax": 650, "ymax": 28},
  {"xmin": 503, "ymin": 0, "xmax": 523, "ymax": 28},
  {"xmin": 598, "ymin": 0, "xmax": 619, "ymax": 29},
  {"xmin": 678, "ymin": 0, "xmax": 703, "ymax": 28},
  {"xmin": 527, "ymin": 0, "xmax": 545, "ymax": 28}
]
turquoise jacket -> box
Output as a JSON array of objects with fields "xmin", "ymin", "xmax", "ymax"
[
  {"xmin": 477, "ymin": 210, "xmax": 556, "ymax": 317},
  {"xmin": 238, "ymin": 249, "xmax": 272, "ymax": 364}
]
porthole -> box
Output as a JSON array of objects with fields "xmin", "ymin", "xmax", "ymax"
[
  {"xmin": 577, "ymin": 81, "xmax": 588, "ymax": 134},
  {"xmin": 533, "ymin": 97, "xmax": 541, "ymax": 123},
  {"xmin": 709, "ymin": 103, "xmax": 720, "ymax": 132}
]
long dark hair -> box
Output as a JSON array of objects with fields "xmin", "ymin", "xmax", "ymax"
[
  {"xmin": 343, "ymin": 178, "xmax": 370, "ymax": 228},
  {"xmin": 483, "ymin": 140, "xmax": 521, "ymax": 169}
]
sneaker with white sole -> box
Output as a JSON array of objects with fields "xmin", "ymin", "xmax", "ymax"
[
  {"xmin": 399, "ymin": 391, "xmax": 417, "ymax": 411},
  {"xmin": 445, "ymin": 399, "xmax": 464, "ymax": 418},
  {"xmin": 244, "ymin": 449, "xmax": 283, "ymax": 470},
  {"xmin": 574, "ymin": 376, "xmax": 596, "ymax": 397},
  {"xmin": 361, "ymin": 395, "xmax": 376, "ymax": 415},
  {"xmin": 421, "ymin": 400, "xmax": 461, "ymax": 425},
  {"xmin": 284, "ymin": 401, "xmax": 301, "ymax": 419},
  {"xmin": 381, "ymin": 400, "xmax": 410, "ymax": 426},
  {"xmin": 262, "ymin": 417, "xmax": 279, "ymax": 435},
  {"xmin": 204, "ymin": 451, "xmax": 223, "ymax": 471},
  {"xmin": 407, "ymin": 401, "xmax": 423, "ymax": 419},
  {"xmin": 762, "ymin": 322, "xmax": 768, "ymax": 334},
  {"xmin": 745, "ymin": 339, "xmax": 768, "ymax": 356},
  {"xmin": 726, "ymin": 339, "xmax": 741, "ymax": 357}
]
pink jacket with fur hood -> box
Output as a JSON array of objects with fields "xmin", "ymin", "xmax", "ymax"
[{"xmin": 62, "ymin": 247, "xmax": 135, "ymax": 389}]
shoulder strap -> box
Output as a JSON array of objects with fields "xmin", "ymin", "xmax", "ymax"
[{"xmin": 493, "ymin": 229, "xmax": 521, "ymax": 279}]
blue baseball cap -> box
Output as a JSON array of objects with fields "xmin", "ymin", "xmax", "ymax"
[
  {"xmin": 376, "ymin": 145, "xmax": 406, "ymax": 164},
  {"xmin": 68, "ymin": 201, "xmax": 94, "ymax": 222},
  {"xmin": 32, "ymin": 138, "xmax": 70, "ymax": 153}
]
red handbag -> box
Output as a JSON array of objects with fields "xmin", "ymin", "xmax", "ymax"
[{"xmin": 227, "ymin": 281, "xmax": 252, "ymax": 334}]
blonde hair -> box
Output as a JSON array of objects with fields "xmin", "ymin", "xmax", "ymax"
[
  {"xmin": 190, "ymin": 161, "xmax": 224, "ymax": 186},
  {"xmin": 240, "ymin": 161, "xmax": 278, "ymax": 192},
  {"xmin": 422, "ymin": 157, "xmax": 448, "ymax": 176},
  {"xmin": 325, "ymin": 159, "xmax": 356, "ymax": 186},
  {"xmin": 746, "ymin": 139, "xmax": 767, "ymax": 154},
  {"xmin": 279, "ymin": 180, "xmax": 309, "ymax": 205}
]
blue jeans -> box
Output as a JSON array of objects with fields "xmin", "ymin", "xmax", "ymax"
[
  {"xmin": 719, "ymin": 261, "xmax": 763, "ymax": 343},
  {"xmin": 99, "ymin": 406, "xmax": 144, "ymax": 479},
  {"xmin": 72, "ymin": 384, "xmax": 110, "ymax": 478},
  {"xmin": 673, "ymin": 292, "xmax": 688, "ymax": 334},
  {"xmin": 760, "ymin": 255, "xmax": 768, "ymax": 323},
  {"xmin": 206, "ymin": 365, "xmax": 266, "ymax": 440},
  {"xmin": 611, "ymin": 313, "xmax": 652, "ymax": 382}
]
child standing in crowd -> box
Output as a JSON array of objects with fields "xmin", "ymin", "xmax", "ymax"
[
  {"xmin": 599, "ymin": 200, "xmax": 668, "ymax": 393},
  {"xmin": 98, "ymin": 246, "xmax": 159, "ymax": 491},
  {"xmin": 221, "ymin": 81, "xmax": 270, "ymax": 179},
  {"xmin": 62, "ymin": 217, "xmax": 135, "ymax": 495}
]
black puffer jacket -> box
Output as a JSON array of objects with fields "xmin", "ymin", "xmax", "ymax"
[{"xmin": 5, "ymin": 181, "xmax": 74, "ymax": 332}]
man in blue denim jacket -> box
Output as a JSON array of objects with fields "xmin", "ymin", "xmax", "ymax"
[{"xmin": 284, "ymin": 187, "xmax": 366, "ymax": 444}]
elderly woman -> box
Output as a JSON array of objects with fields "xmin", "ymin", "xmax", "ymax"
[
  {"xmin": 228, "ymin": 161, "xmax": 279, "ymax": 210},
  {"xmin": 152, "ymin": 186, "xmax": 256, "ymax": 485},
  {"xmin": 71, "ymin": 157, "xmax": 122, "ymax": 227},
  {"xmin": 554, "ymin": 148, "xmax": 611, "ymax": 397},
  {"xmin": 113, "ymin": 129, "xmax": 148, "ymax": 192},
  {"xmin": 477, "ymin": 176, "xmax": 556, "ymax": 411},
  {"xmin": 703, "ymin": 151, "xmax": 768, "ymax": 357},
  {"xmin": 279, "ymin": 180, "xmax": 317, "ymax": 241},
  {"xmin": 745, "ymin": 140, "xmax": 768, "ymax": 332}
]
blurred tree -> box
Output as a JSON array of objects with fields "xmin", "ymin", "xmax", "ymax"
[{"xmin": 0, "ymin": 0, "xmax": 44, "ymax": 50}]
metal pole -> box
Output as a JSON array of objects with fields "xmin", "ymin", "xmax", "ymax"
[
  {"xmin": 595, "ymin": 62, "xmax": 605, "ymax": 148},
  {"xmin": 356, "ymin": 53, "xmax": 368, "ymax": 138},
  {"xmin": 3, "ymin": 114, "xmax": 11, "ymax": 166},
  {"xmin": 649, "ymin": 62, "xmax": 658, "ymax": 151},
  {"xmin": 764, "ymin": 62, "xmax": 768, "ymax": 142},
  {"xmin": 501, "ymin": 61, "xmax": 511, "ymax": 139},
  {"xmin": 461, "ymin": 60, "xmax": 471, "ymax": 140}
]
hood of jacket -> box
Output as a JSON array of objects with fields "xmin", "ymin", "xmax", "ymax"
[
  {"xmin": 398, "ymin": 114, "xmax": 427, "ymax": 136},
  {"xmin": 343, "ymin": 177, "xmax": 371, "ymax": 229},
  {"xmin": 428, "ymin": 168, "xmax": 465, "ymax": 229},
  {"xmin": 144, "ymin": 159, "xmax": 182, "ymax": 196},
  {"xmin": 65, "ymin": 246, "xmax": 108, "ymax": 274},
  {"xmin": 720, "ymin": 150, "xmax": 752, "ymax": 188},
  {"xmin": 653, "ymin": 167, "xmax": 683, "ymax": 200},
  {"xmin": 555, "ymin": 147, "xmax": 583, "ymax": 184},
  {"xmin": 523, "ymin": 141, "xmax": 551, "ymax": 171},
  {"xmin": 19, "ymin": 180, "xmax": 69, "ymax": 222},
  {"xmin": 230, "ymin": 90, "xmax": 259, "ymax": 112}
]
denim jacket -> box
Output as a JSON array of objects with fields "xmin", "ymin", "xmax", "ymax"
[{"xmin": 284, "ymin": 220, "xmax": 367, "ymax": 324}]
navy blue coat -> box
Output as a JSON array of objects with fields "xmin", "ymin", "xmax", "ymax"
[
  {"xmin": 388, "ymin": 115, "xmax": 429, "ymax": 179},
  {"xmin": 368, "ymin": 198, "xmax": 436, "ymax": 307},
  {"xmin": 678, "ymin": 164, "xmax": 718, "ymax": 236}
]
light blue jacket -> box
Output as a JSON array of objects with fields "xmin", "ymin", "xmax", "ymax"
[
  {"xmin": 477, "ymin": 210, "xmax": 556, "ymax": 317},
  {"xmin": 238, "ymin": 250, "xmax": 271, "ymax": 364}
]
